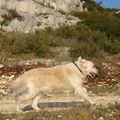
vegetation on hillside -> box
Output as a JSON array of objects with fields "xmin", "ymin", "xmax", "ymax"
[
  {"xmin": 0, "ymin": 0, "xmax": 120, "ymax": 62},
  {"xmin": 72, "ymin": 11, "xmax": 120, "ymax": 38},
  {"xmin": 83, "ymin": 0, "xmax": 104, "ymax": 11}
]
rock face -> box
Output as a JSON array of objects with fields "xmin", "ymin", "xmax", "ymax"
[
  {"xmin": 0, "ymin": 0, "xmax": 84, "ymax": 33},
  {"xmin": 35, "ymin": 0, "xmax": 84, "ymax": 13}
]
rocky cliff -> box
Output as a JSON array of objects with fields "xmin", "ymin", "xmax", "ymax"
[{"xmin": 0, "ymin": 0, "xmax": 84, "ymax": 33}]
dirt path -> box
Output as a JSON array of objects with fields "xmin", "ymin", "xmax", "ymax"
[{"xmin": 91, "ymin": 95, "xmax": 120, "ymax": 106}]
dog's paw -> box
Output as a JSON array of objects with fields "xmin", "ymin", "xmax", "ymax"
[
  {"xmin": 33, "ymin": 106, "xmax": 41, "ymax": 112},
  {"xmin": 17, "ymin": 108, "xmax": 24, "ymax": 113},
  {"xmin": 89, "ymin": 100, "xmax": 96, "ymax": 106},
  {"xmin": 91, "ymin": 101, "xmax": 96, "ymax": 105}
]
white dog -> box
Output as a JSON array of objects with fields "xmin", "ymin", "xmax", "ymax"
[{"xmin": 10, "ymin": 57, "xmax": 98, "ymax": 112}]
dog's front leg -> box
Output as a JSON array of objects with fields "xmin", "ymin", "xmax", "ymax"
[{"xmin": 75, "ymin": 87, "xmax": 94, "ymax": 104}]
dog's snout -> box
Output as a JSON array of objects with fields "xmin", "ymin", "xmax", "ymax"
[
  {"xmin": 90, "ymin": 72, "xmax": 95, "ymax": 76},
  {"xmin": 89, "ymin": 72, "xmax": 98, "ymax": 79}
]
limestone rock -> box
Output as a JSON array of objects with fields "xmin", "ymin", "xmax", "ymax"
[
  {"xmin": 34, "ymin": 0, "xmax": 84, "ymax": 13},
  {"xmin": 0, "ymin": 0, "xmax": 83, "ymax": 33}
]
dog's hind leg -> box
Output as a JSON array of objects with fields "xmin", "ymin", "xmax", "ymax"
[
  {"xmin": 16, "ymin": 91, "xmax": 39, "ymax": 112},
  {"xmin": 32, "ymin": 95, "xmax": 41, "ymax": 111},
  {"xmin": 16, "ymin": 94, "xmax": 31, "ymax": 112}
]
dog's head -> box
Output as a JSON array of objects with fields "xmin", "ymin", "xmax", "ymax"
[{"xmin": 76, "ymin": 57, "xmax": 98, "ymax": 77}]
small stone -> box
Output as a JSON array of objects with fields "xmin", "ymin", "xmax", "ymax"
[
  {"xmin": 58, "ymin": 114, "xmax": 62, "ymax": 118},
  {"xmin": 0, "ymin": 64, "xmax": 3, "ymax": 68},
  {"xmin": 98, "ymin": 117, "xmax": 104, "ymax": 120}
]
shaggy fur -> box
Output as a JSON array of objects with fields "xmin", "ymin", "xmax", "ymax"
[{"xmin": 11, "ymin": 57, "xmax": 98, "ymax": 112}]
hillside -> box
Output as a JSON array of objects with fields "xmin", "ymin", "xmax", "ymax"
[{"xmin": 0, "ymin": 0, "xmax": 119, "ymax": 58}]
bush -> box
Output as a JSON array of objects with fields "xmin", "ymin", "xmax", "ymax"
[
  {"xmin": 72, "ymin": 12, "xmax": 120, "ymax": 38},
  {"xmin": 70, "ymin": 30, "xmax": 108, "ymax": 59},
  {"xmin": 83, "ymin": 0, "xmax": 104, "ymax": 11},
  {"xmin": 0, "ymin": 31, "xmax": 53, "ymax": 58}
]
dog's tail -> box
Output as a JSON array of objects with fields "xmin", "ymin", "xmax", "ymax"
[{"xmin": 9, "ymin": 78, "xmax": 29, "ymax": 100}]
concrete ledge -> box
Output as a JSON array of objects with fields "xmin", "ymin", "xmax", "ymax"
[{"xmin": 0, "ymin": 101, "xmax": 84, "ymax": 113}]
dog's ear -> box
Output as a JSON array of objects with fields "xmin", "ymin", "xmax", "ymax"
[
  {"xmin": 78, "ymin": 56, "xmax": 84, "ymax": 64},
  {"xmin": 78, "ymin": 56, "xmax": 82, "ymax": 62},
  {"xmin": 78, "ymin": 57, "xmax": 87, "ymax": 68}
]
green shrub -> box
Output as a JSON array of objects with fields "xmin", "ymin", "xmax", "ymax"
[
  {"xmin": 55, "ymin": 25, "xmax": 80, "ymax": 39},
  {"xmin": 72, "ymin": 12, "xmax": 120, "ymax": 38},
  {"xmin": 70, "ymin": 30, "xmax": 108, "ymax": 59},
  {"xmin": 83, "ymin": 0, "xmax": 104, "ymax": 11},
  {"xmin": 0, "ymin": 31, "xmax": 53, "ymax": 58}
]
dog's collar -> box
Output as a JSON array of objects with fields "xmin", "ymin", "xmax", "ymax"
[{"xmin": 73, "ymin": 62, "xmax": 83, "ymax": 74}]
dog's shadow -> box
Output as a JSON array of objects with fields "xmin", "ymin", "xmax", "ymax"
[{"xmin": 22, "ymin": 101, "xmax": 83, "ymax": 111}]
